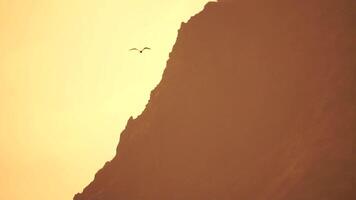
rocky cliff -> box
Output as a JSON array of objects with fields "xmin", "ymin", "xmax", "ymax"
[{"xmin": 74, "ymin": 0, "xmax": 355, "ymax": 199}]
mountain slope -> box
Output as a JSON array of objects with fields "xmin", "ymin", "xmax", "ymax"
[{"xmin": 74, "ymin": 0, "xmax": 356, "ymax": 199}]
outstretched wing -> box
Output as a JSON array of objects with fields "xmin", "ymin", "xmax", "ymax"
[
  {"xmin": 142, "ymin": 47, "xmax": 151, "ymax": 51},
  {"xmin": 129, "ymin": 48, "xmax": 139, "ymax": 51}
]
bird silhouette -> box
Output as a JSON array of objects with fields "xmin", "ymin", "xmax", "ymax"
[{"xmin": 129, "ymin": 47, "xmax": 151, "ymax": 53}]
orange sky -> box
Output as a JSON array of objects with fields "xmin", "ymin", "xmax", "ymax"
[{"xmin": 0, "ymin": 1, "xmax": 212, "ymax": 199}]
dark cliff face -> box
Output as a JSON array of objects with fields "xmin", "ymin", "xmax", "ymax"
[{"xmin": 74, "ymin": 0, "xmax": 356, "ymax": 199}]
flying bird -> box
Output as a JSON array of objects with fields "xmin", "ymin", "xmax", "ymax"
[{"xmin": 130, "ymin": 47, "xmax": 151, "ymax": 53}]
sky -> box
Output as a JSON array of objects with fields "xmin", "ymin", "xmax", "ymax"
[{"xmin": 0, "ymin": 0, "xmax": 212, "ymax": 199}]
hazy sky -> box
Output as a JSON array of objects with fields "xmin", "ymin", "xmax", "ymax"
[{"xmin": 0, "ymin": 0, "xmax": 212, "ymax": 199}]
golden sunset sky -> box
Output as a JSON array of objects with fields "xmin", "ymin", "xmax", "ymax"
[{"xmin": 0, "ymin": 1, "xmax": 212, "ymax": 199}]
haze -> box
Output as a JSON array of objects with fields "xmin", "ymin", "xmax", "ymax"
[{"xmin": 0, "ymin": 1, "xmax": 212, "ymax": 199}]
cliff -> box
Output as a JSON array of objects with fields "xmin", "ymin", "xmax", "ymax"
[{"xmin": 74, "ymin": 0, "xmax": 356, "ymax": 199}]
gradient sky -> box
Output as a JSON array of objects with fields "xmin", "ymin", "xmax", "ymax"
[{"xmin": 0, "ymin": 1, "xmax": 212, "ymax": 199}]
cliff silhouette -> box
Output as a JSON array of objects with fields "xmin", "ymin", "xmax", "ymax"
[{"xmin": 74, "ymin": 0, "xmax": 355, "ymax": 199}]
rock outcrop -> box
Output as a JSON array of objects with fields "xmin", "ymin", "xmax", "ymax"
[{"xmin": 74, "ymin": 0, "xmax": 355, "ymax": 199}]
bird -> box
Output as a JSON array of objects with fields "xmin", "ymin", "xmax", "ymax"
[{"xmin": 129, "ymin": 47, "xmax": 151, "ymax": 53}]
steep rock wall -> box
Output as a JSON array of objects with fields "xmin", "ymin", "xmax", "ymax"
[{"xmin": 74, "ymin": 1, "xmax": 355, "ymax": 199}]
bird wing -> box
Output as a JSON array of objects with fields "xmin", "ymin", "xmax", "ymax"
[
  {"xmin": 142, "ymin": 47, "xmax": 151, "ymax": 51},
  {"xmin": 129, "ymin": 48, "xmax": 139, "ymax": 51}
]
